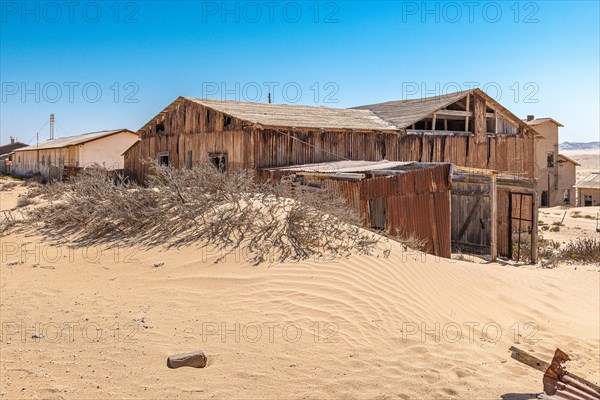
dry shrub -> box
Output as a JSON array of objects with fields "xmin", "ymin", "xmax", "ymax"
[
  {"xmin": 538, "ymin": 236, "xmax": 599, "ymax": 267},
  {"xmin": 16, "ymin": 195, "xmax": 34, "ymax": 208},
  {"xmin": 557, "ymin": 238, "xmax": 600, "ymax": 264},
  {"xmin": 21, "ymin": 161, "xmax": 383, "ymax": 264},
  {"xmin": 0, "ymin": 181, "xmax": 18, "ymax": 191}
]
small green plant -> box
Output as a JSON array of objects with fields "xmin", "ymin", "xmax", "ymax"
[
  {"xmin": 571, "ymin": 211, "xmax": 582, "ymax": 218},
  {"xmin": 549, "ymin": 226, "xmax": 560, "ymax": 232}
]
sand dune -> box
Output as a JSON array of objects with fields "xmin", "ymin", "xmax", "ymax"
[
  {"xmin": 1, "ymin": 229, "xmax": 598, "ymax": 399},
  {"xmin": 1, "ymin": 181, "xmax": 599, "ymax": 399}
]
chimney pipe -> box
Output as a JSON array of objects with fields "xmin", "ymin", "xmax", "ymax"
[
  {"xmin": 526, "ymin": 115, "xmax": 535, "ymax": 121},
  {"xmin": 10, "ymin": 136, "xmax": 15, "ymax": 144},
  {"xmin": 50, "ymin": 113, "xmax": 55, "ymax": 140}
]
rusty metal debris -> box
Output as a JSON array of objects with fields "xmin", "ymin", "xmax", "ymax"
[{"xmin": 509, "ymin": 346, "xmax": 600, "ymax": 400}]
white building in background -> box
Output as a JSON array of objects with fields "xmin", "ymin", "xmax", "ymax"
[{"xmin": 11, "ymin": 129, "xmax": 139, "ymax": 180}]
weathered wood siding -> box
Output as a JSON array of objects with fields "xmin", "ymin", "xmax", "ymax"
[
  {"xmin": 451, "ymin": 181, "xmax": 491, "ymax": 253},
  {"xmin": 124, "ymin": 98, "xmax": 535, "ymax": 183}
]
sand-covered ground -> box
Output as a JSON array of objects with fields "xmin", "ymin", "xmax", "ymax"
[
  {"xmin": 1, "ymin": 179, "xmax": 599, "ymax": 399},
  {"xmin": 562, "ymin": 149, "xmax": 600, "ymax": 182}
]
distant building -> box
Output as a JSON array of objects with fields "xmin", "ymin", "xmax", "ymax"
[
  {"xmin": 0, "ymin": 137, "xmax": 28, "ymax": 175},
  {"xmin": 525, "ymin": 116, "xmax": 578, "ymax": 207},
  {"xmin": 574, "ymin": 172, "xmax": 600, "ymax": 207},
  {"xmin": 11, "ymin": 129, "xmax": 138, "ymax": 180}
]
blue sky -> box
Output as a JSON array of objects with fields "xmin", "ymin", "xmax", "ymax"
[{"xmin": 1, "ymin": 1, "xmax": 599, "ymax": 144}]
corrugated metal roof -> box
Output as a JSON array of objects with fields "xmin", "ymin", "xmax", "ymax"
[
  {"xmin": 354, "ymin": 88, "xmax": 534, "ymax": 136},
  {"xmin": 542, "ymin": 349, "xmax": 600, "ymax": 400},
  {"xmin": 14, "ymin": 129, "xmax": 133, "ymax": 152},
  {"xmin": 525, "ymin": 117, "xmax": 564, "ymax": 127},
  {"xmin": 184, "ymin": 97, "xmax": 399, "ymax": 131},
  {"xmin": 352, "ymin": 90, "xmax": 470, "ymax": 128},
  {"xmin": 260, "ymin": 160, "xmax": 415, "ymax": 173},
  {"xmin": 558, "ymin": 154, "xmax": 581, "ymax": 166},
  {"xmin": 574, "ymin": 172, "xmax": 600, "ymax": 189}
]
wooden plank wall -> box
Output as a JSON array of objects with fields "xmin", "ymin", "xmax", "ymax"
[
  {"xmin": 451, "ymin": 181, "xmax": 491, "ymax": 253},
  {"xmin": 251, "ymin": 129, "xmax": 534, "ymax": 177},
  {"xmin": 124, "ymin": 98, "xmax": 535, "ymax": 183}
]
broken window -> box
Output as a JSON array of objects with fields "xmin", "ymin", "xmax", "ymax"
[
  {"xmin": 547, "ymin": 152, "xmax": 555, "ymax": 168},
  {"xmin": 157, "ymin": 152, "xmax": 169, "ymax": 166},
  {"xmin": 223, "ymin": 116, "xmax": 232, "ymax": 128},
  {"xmin": 208, "ymin": 153, "xmax": 227, "ymax": 172},
  {"xmin": 156, "ymin": 122, "xmax": 165, "ymax": 134}
]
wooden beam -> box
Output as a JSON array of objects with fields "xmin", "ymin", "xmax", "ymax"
[
  {"xmin": 490, "ymin": 175, "xmax": 497, "ymax": 261},
  {"xmin": 431, "ymin": 114, "xmax": 437, "ymax": 131},
  {"xmin": 465, "ymin": 94, "xmax": 470, "ymax": 132},
  {"xmin": 509, "ymin": 346, "xmax": 550, "ymax": 373},
  {"xmin": 494, "ymin": 111, "xmax": 498, "ymax": 134}
]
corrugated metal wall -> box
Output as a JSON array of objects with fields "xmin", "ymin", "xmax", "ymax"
[{"xmin": 323, "ymin": 164, "xmax": 452, "ymax": 258}]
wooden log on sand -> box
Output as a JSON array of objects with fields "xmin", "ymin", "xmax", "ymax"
[{"xmin": 167, "ymin": 350, "xmax": 207, "ymax": 369}]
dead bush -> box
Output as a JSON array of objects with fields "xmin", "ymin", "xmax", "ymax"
[
  {"xmin": 16, "ymin": 195, "xmax": 34, "ymax": 208},
  {"xmin": 557, "ymin": 238, "xmax": 600, "ymax": 264},
  {"xmin": 20, "ymin": 161, "xmax": 383, "ymax": 265}
]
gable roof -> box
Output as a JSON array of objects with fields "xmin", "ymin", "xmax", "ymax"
[
  {"xmin": 574, "ymin": 172, "xmax": 600, "ymax": 189},
  {"xmin": 557, "ymin": 154, "xmax": 581, "ymax": 166},
  {"xmin": 139, "ymin": 89, "xmax": 533, "ymax": 136},
  {"xmin": 352, "ymin": 90, "xmax": 470, "ymax": 129},
  {"xmin": 353, "ymin": 88, "xmax": 532, "ymax": 134},
  {"xmin": 0, "ymin": 141, "xmax": 28, "ymax": 157},
  {"xmin": 525, "ymin": 118, "xmax": 564, "ymax": 127},
  {"xmin": 183, "ymin": 97, "xmax": 399, "ymax": 131},
  {"xmin": 14, "ymin": 129, "xmax": 135, "ymax": 152}
]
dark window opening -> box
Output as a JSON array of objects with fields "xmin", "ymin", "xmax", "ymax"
[
  {"xmin": 563, "ymin": 190, "xmax": 570, "ymax": 205},
  {"xmin": 584, "ymin": 195, "xmax": 592, "ymax": 207},
  {"xmin": 223, "ymin": 116, "xmax": 232, "ymax": 128},
  {"xmin": 546, "ymin": 152, "xmax": 555, "ymax": 168},
  {"xmin": 209, "ymin": 153, "xmax": 227, "ymax": 172},
  {"xmin": 206, "ymin": 110, "xmax": 211, "ymax": 128},
  {"xmin": 186, "ymin": 150, "xmax": 193, "ymax": 169},
  {"xmin": 487, "ymin": 137, "xmax": 491, "ymax": 162},
  {"xmin": 158, "ymin": 153, "xmax": 169, "ymax": 166},
  {"xmin": 414, "ymin": 120, "xmax": 427, "ymax": 130},
  {"xmin": 156, "ymin": 122, "xmax": 165, "ymax": 134},
  {"xmin": 541, "ymin": 191, "xmax": 549, "ymax": 207}
]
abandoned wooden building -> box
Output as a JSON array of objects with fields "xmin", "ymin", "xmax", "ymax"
[
  {"xmin": 123, "ymin": 88, "xmax": 539, "ymax": 261},
  {"xmin": 12, "ymin": 129, "xmax": 138, "ymax": 180},
  {"xmin": 124, "ymin": 88, "xmax": 536, "ymax": 181}
]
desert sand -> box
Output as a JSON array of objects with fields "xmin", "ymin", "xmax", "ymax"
[
  {"xmin": 562, "ymin": 149, "xmax": 600, "ymax": 182},
  {"xmin": 1, "ymin": 179, "xmax": 599, "ymax": 399}
]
